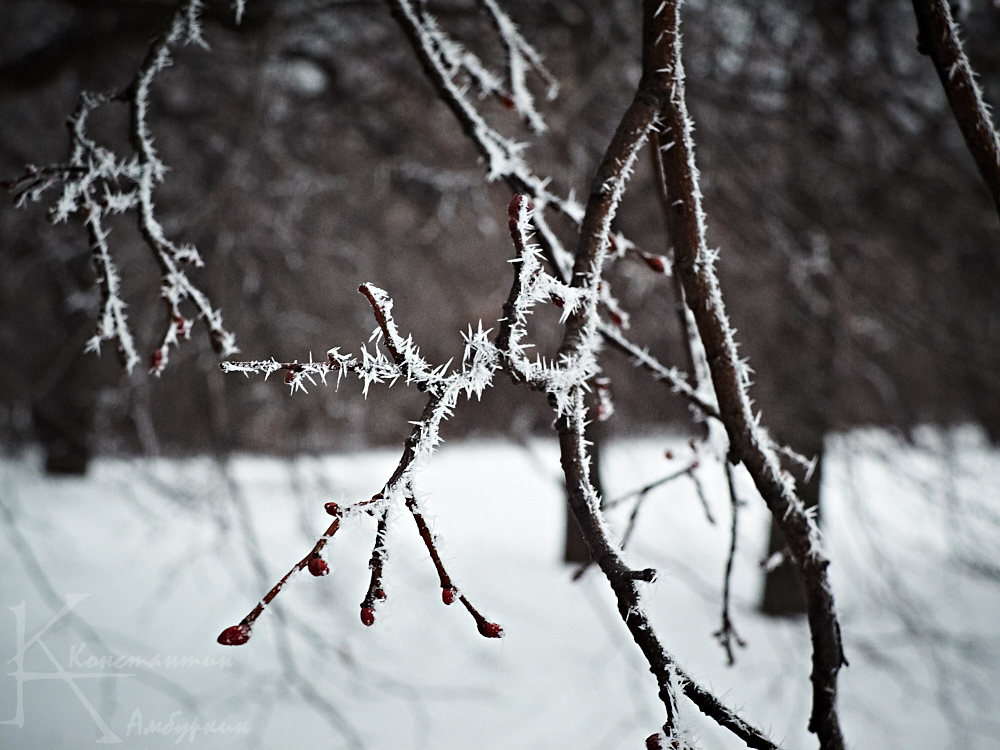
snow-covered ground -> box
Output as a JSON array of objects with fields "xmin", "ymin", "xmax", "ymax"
[{"xmin": 2, "ymin": 429, "xmax": 999, "ymax": 749}]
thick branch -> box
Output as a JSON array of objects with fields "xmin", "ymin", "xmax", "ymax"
[
  {"xmin": 549, "ymin": 2, "xmax": 783, "ymax": 746},
  {"xmin": 911, "ymin": 0, "xmax": 1000, "ymax": 223},
  {"xmin": 652, "ymin": 2, "xmax": 845, "ymax": 747}
]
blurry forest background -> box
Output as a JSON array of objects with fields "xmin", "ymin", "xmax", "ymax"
[{"xmin": 1, "ymin": 0, "xmax": 998, "ymax": 466}]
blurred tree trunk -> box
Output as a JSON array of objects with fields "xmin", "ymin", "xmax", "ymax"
[
  {"xmin": 33, "ymin": 367, "xmax": 95, "ymax": 475},
  {"xmin": 32, "ymin": 252, "xmax": 97, "ymax": 475},
  {"xmin": 760, "ymin": 428, "xmax": 824, "ymax": 615}
]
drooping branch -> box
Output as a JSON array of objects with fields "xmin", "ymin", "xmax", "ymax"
[
  {"xmin": 477, "ymin": 0, "xmax": 559, "ymax": 134},
  {"xmin": 218, "ymin": 274, "xmax": 527, "ymax": 644},
  {"xmin": 385, "ymin": 0, "xmax": 578, "ymax": 217},
  {"xmin": 651, "ymin": 1, "xmax": 846, "ymax": 747},
  {"xmin": 557, "ymin": 388, "xmax": 779, "ymax": 750},
  {"xmin": 404, "ymin": 495, "xmax": 502, "ymax": 638},
  {"xmin": 911, "ymin": 0, "xmax": 1000, "ymax": 223},
  {"xmin": 217, "ymin": 504, "xmax": 343, "ymax": 646},
  {"xmin": 5, "ymin": 0, "xmax": 237, "ymax": 374}
]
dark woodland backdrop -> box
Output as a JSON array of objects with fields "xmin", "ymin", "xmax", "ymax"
[{"xmin": 2, "ymin": 0, "xmax": 998, "ymax": 471}]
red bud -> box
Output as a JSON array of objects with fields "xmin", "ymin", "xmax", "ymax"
[
  {"xmin": 324, "ymin": 502, "xmax": 340, "ymax": 516},
  {"xmin": 665, "ymin": 450, "xmax": 674, "ymax": 460},
  {"xmin": 217, "ymin": 624, "xmax": 250, "ymax": 646},
  {"xmin": 498, "ymin": 94, "xmax": 516, "ymax": 110},
  {"xmin": 284, "ymin": 370, "xmax": 295, "ymax": 384},
  {"xmin": 478, "ymin": 621, "xmax": 503, "ymax": 639},
  {"xmin": 375, "ymin": 588, "xmax": 386, "ymax": 601},
  {"xmin": 307, "ymin": 555, "xmax": 329, "ymax": 577},
  {"xmin": 175, "ymin": 316, "xmax": 187, "ymax": 336},
  {"xmin": 442, "ymin": 588, "xmax": 456, "ymax": 605},
  {"xmin": 150, "ymin": 350, "xmax": 163, "ymax": 372},
  {"xmin": 642, "ymin": 253, "xmax": 668, "ymax": 273},
  {"xmin": 360, "ymin": 607, "xmax": 376, "ymax": 627}
]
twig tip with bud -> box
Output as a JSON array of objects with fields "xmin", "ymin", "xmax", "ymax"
[
  {"xmin": 360, "ymin": 607, "xmax": 376, "ymax": 627},
  {"xmin": 217, "ymin": 623, "xmax": 251, "ymax": 646},
  {"xmin": 478, "ymin": 621, "xmax": 503, "ymax": 639}
]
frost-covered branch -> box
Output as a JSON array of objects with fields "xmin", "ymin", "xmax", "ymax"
[
  {"xmin": 911, "ymin": 0, "xmax": 1000, "ymax": 223},
  {"xmin": 221, "ymin": 171, "xmax": 779, "ymax": 742},
  {"xmin": 214, "ymin": 1, "xmax": 833, "ymax": 745},
  {"xmin": 543, "ymin": 3, "xmax": 784, "ymax": 745},
  {"xmin": 651, "ymin": 1, "xmax": 846, "ymax": 747},
  {"xmin": 83, "ymin": 193, "xmax": 140, "ymax": 372},
  {"xmin": 477, "ymin": 0, "xmax": 559, "ymax": 133},
  {"xmin": 598, "ymin": 322, "xmax": 720, "ymax": 419},
  {"xmin": 385, "ymin": 0, "xmax": 583, "ymax": 260},
  {"xmin": 387, "ymin": 0, "xmax": 688, "ymax": 384},
  {"xmin": 653, "ymin": 126, "xmax": 750, "ymax": 666},
  {"xmin": 4, "ymin": 0, "xmax": 236, "ymax": 374},
  {"xmin": 218, "ymin": 249, "xmax": 582, "ymax": 642},
  {"xmin": 218, "ymin": 389, "xmax": 501, "ymax": 643}
]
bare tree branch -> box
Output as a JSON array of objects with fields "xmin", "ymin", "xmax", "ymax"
[
  {"xmin": 548, "ymin": 3, "xmax": 785, "ymax": 746},
  {"xmin": 5, "ymin": 0, "xmax": 237, "ymax": 374},
  {"xmin": 911, "ymin": 0, "xmax": 1000, "ymax": 223},
  {"xmin": 651, "ymin": 2, "xmax": 846, "ymax": 747}
]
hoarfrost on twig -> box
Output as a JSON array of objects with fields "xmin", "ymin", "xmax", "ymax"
[{"xmin": 7, "ymin": 0, "xmax": 235, "ymax": 375}]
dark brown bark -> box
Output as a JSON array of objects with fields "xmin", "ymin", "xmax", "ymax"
[
  {"xmin": 563, "ymin": 418, "xmax": 601, "ymax": 564},
  {"xmin": 651, "ymin": 2, "xmax": 846, "ymax": 746},
  {"xmin": 911, "ymin": 0, "xmax": 1000, "ymax": 223}
]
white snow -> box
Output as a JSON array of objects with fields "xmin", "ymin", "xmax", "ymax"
[{"xmin": 1, "ymin": 429, "xmax": 998, "ymax": 749}]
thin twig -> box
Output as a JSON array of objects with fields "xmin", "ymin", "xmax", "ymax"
[
  {"xmin": 360, "ymin": 507, "xmax": 389, "ymax": 626},
  {"xmin": 6, "ymin": 0, "xmax": 236, "ymax": 374},
  {"xmin": 604, "ymin": 462, "xmax": 698, "ymax": 511},
  {"xmin": 714, "ymin": 462, "xmax": 746, "ymax": 666},
  {"xmin": 404, "ymin": 496, "xmax": 501, "ymax": 638}
]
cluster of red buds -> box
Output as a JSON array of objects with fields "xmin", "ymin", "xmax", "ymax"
[{"xmin": 217, "ymin": 491, "xmax": 503, "ymax": 645}]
